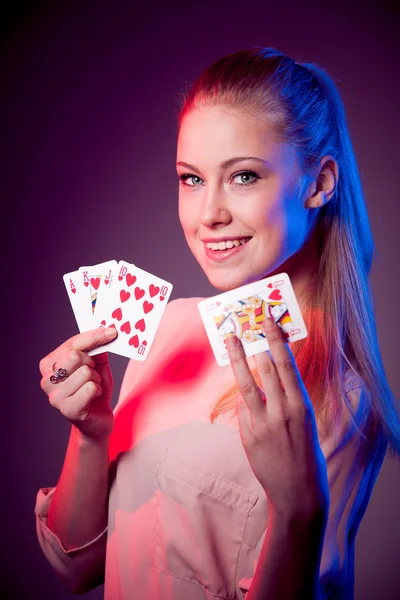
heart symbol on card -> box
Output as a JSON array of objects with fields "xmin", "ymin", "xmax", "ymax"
[
  {"xmin": 90, "ymin": 277, "xmax": 100, "ymax": 290},
  {"xmin": 129, "ymin": 335, "xmax": 139, "ymax": 348},
  {"xmin": 143, "ymin": 301, "xmax": 153, "ymax": 314},
  {"xmin": 112, "ymin": 307, "xmax": 122, "ymax": 321},
  {"xmin": 142, "ymin": 340, "xmax": 147, "ymax": 346},
  {"xmin": 118, "ymin": 275, "xmax": 123, "ymax": 281},
  {"xmin": 84, "ymin": 281, "xmax": 89, "ymax": 287},
  {"xmin": 134, "ymin": 287, "xmax": 145, "ymax": 300},
  {"xmin": 120, "ymin": 290, "xmax": 130, "ymax": 303},
  {"xmin": 121, "ymin": 321, "xmax": 131, "ymax": 334},
  {"xmin": 267, "ymin": 283, "xmax": 273, "ymax": 288},
  {"xmin": 268, "ymin": 289, "xmax": 282, "ymax": 301},
  {"xmin": 149, "ymin": 284, "xmax": 159, "ymax": 297},
  {"xmin": 72, "ymin": 288, "xmax": 76, "ymax": 294},
  {"xmin": 104, "ymin": 278, "xmax": 109, "ymax": 285},
  {"xmin": 159, "ymin": 296, "xmax": 165, "ymax": 301},
  {"xmin": 135, "ymin": 318, "xmax": 145, "ymax": 332},
  {"xmin": 126, "ymin": 273, "xmax": 137, "ymax": 287},
  {"xmin": 101, "ymin": 320, "xmax": 106, "ymax": 326}
]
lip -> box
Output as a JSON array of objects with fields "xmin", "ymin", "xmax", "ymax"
[{"xmin": 203, "ymin": 237, "xmax": 252, "ymax": 262}]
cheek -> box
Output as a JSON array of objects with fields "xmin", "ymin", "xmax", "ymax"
[
  {"xmin": 178, "ymin": 197, "xmax": 197, "ymax": 236},
  {"xmin": 178, "ymin": 197, "xmax": 188, "ymax": 229},
  {"xmin": 255, "ymin": 183, "xmax": 304, "ymax": 229},
  {"xmin": 250, "ymin": 197, "xmax": 287, "ymax": 233}
]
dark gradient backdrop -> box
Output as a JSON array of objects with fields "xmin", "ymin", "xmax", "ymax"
[{"xmin": 1, "ymin": 1, "xmax": 399, "ymax": 598}]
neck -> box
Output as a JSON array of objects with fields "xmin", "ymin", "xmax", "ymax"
[{"xmin": 268, "ymin": 229, "xmax": 320, "ymax": 311}]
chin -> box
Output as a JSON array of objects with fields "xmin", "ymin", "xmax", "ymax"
[
  {"xmin": 204, "ymin": 268, "xmax": 260, "ymax": 292},
  {"xmin": 203, "ymin": 260, "xmax": 288, "ymax": 292}
]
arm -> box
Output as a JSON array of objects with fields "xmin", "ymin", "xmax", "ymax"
[
  {"xmin": 36, "ymin": 301, "xmax": 186, "ymax": 592},
  {"xmin": 35, "ymin": 427, "xmax": 110, "ymax": 594},
  {"xmin": 245, "ymin": 511, "xmax": 326, "ymax": 600},
  {"xmin": 240, "ymin": 386, "xmax": 387, "ymax": 600},
  {"xmin": 46, "ymin": 426, "xmax": 110, "ymax": 550},
  {"xmin": 225, "ymin": 321, "xmax": 329, "ymax": 599},
  {"xmin": 36, "ymin": 328, "xmax": 117, "ymax": 593},
  {"xmin": 225, "ymin": 323, "xmax": 386, "ymax": 600}
]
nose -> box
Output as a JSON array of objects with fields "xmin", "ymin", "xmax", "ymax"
[{"xmin": 199, "ymin": 185, "xmax": 232, "ymax": 228}]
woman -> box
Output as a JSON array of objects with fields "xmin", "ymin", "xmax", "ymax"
[{"xmin": 35, "ymin": 47, "xmax": 400, "ymax": 599}]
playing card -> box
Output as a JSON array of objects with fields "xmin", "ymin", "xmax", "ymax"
[
  {"xmin": 63, "ymin": 268, "xmax": 94, "ymax": 332},
  {"xmin": 63, "ymin": 261, "xmax": 118, "ymax": 332},
  {"xmin": 198, "ymin": 272, "xmax": 307, "ymax": 366},
  {"xmin": 89, "ymin": 260, "xmax": 173, "ymax": 360},
  {"xmin": 78, "ymin": 260, "xmax": 118, "ymax": 327}
]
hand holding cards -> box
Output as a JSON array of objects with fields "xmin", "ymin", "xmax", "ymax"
[
  {"xmin": 198, "ymin": 273, "xmax": 307, "ymax": 366},
  {"xmin": 63, "ymin": 260, "xmax": 173, "ymax": 360}
]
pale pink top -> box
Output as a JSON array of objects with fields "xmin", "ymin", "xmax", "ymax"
[{"xmin": 35, "ymin": 298, "xmax": 387, "ymax": 599}]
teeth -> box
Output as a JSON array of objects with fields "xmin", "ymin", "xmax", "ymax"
[{"xmin": 205, "ymin": 238, "xmax": 250, "ymax": 250}]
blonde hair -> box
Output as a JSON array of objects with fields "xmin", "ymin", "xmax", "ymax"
[{"xmin": 177, "ymin": 48, "xmax": 400, "ymax": 456}]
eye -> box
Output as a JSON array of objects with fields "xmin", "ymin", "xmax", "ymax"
[
  {"xmin": 177, "ymin": 169, "xmax": 260, "ymax": 188},
  {"xmin": 178, "ymin": 174, "xmax": 204, "ymax": 187},
  {"xmin": 231, "ymin": 170, "xmax": 259, "ymax": 186}
]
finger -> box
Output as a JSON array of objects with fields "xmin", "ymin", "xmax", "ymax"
[
  {"xmin": 225, "ymin": 335, "xmax": 265, "ymax": 418},
  {"xmin": 71, "ymin": 326, "xmax": 118, "ymax": 352},
  {"xmin": 253, "ymin": 348, "xmax": 286, "ymax": 419},
  {"xmin": 56, "ymin": 380, "xmax": 103, "ymax": 422},
  {"xmin": 40, "ymin": 349, "xmax": 96, "ymax": 394},
  {"xmin": 91, "ymin": 352, "xmax": 113, "ymax": 402},
  {"xmin": 49, "ymin": 365, "xmax": 102, "ymax": 406},
  {"xmin": 262, "ymin": 317, "xmax": 305, "ymax": 402},
  {"xmin": 40, "ymin": 326, "xmax": 117, "ymax": 374}
]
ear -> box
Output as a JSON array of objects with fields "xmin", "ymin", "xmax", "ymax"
[{"xmin": 304, "ymin": 156, "xmax": 339, "ymax": 209}]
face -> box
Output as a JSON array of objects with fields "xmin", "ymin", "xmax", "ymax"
[{"xmin": 177, "ymin": 105, "xmax": 316, "ymax": 292}]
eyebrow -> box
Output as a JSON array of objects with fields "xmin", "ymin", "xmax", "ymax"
[{"xmin": 176, "ymin": 156, "xmax": 271, "ymax": 172}]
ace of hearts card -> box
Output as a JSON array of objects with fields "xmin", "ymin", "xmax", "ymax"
[{"xmin": 63, "ymin": 260, "xmax": 118, "ymax": 332}]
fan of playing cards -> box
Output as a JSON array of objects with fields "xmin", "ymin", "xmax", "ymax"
[{"xmin": 63, "ymin": 260, "xmax": 173, "ymax": 360}]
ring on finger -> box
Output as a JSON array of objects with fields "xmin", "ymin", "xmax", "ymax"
[{"xmin": 50, "ymin": 362, "xmax": 70, "ymax": 385}]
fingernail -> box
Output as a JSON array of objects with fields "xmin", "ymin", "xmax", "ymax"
[
  {"xmin": 105, "ymin": 326, "xmax": 117, "ymax": 338},
  {"xmin": 225, "ymin": 335, "xmax": 238, "ymax": 349}
]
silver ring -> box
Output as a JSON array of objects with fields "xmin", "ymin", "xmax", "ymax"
[{"xmin": 50, "ymin": 362, "xmax": 69, "ymax": 385}]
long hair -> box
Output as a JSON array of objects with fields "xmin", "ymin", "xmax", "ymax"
[{"xmin": 176, "ymin": 47, "xmax": 400, "ymax": 456}]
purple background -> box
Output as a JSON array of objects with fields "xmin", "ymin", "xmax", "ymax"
[{"xmin": 2, "ymin": 1, "xmax": 399, "ymax": 598}]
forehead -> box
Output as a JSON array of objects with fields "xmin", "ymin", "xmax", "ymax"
[{"xmin": 177, "ymin": 105, "xmax": 297, "ymax": 171}]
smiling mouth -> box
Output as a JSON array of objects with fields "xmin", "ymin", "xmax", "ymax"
[{"xmin": 204, "ymin": 237, "xmax": 252, "ymax": 251}]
